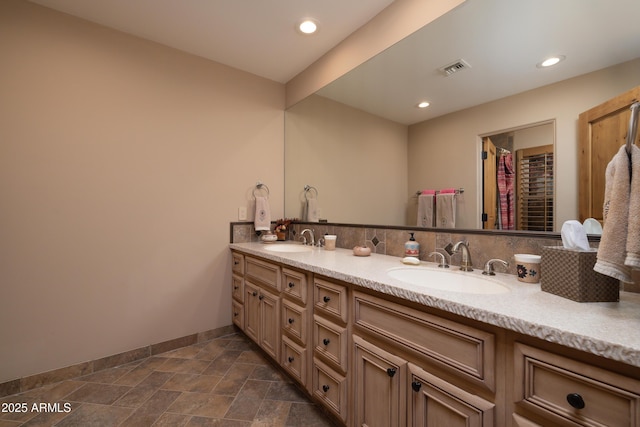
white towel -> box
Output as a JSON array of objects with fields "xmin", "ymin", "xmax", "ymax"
[
  {"xmin": 305, "ymin": 198, "xmax": 319, "ymax": 222},
  {"xmin": 625, "ymin": 144, "xmax": 640, "ymax": 268},
  {"xmin": 594, "ymin": 145, "xmax": 633, "ymax": 282},
  {"xmin": 436, "ymin": 193, "xmax": 456, "ymax": 228},
  {"xmin": 254, "ymin": 196, "xmax": 271, "ymax": 231},
  {"xmin": 417, "ymin": 194, "xmax": 434, "ymax": 227}
]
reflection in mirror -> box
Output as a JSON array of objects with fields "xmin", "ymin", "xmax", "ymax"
[
  {"xmin": 285, "ymin": 0, "xmax": 640, "ymax": 232},
  {"xmin": 481, "ymin": 122, "xmax": 554, "ymax": 231}
]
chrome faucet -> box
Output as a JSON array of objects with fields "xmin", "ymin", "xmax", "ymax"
[
  {"xmin": 299, "ymin": 229, "xmax": 315, "ymax": 246},
  {"xmin": 483, "ymin": 259, "xmax": 509, "ymax": 276},
  {"xmin": 448, "ymin": 241, "xmax": 473, "ymax": 271},
  {"xmin": 428, "ymin": 251, "xmax": 449, "ymax": 268}
]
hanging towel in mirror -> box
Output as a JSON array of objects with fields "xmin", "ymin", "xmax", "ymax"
[
  {"xmin": 625, "ymin": 144, "xmax": 640, "ymax": 268},
  {"xmin": 305, "ymin": 198, "xmax": 319, "ymax": 222},
  {"xmin": 594, "ymin": 145, "xmax": 633, "ymax": 282},
  {"xmin": 436, "ymin": 193, "xmax": 456, "ymax": 228},
  {"xmin": 417, "ymin": 193, "xmax": 435, "ymax": 227},
  {"xmin": 254, "ymin": 196, "xmax": 271, "ymax": 231}
]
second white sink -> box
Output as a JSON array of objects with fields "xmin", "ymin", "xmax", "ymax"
[{"xmin": 387, "ymin": 267, "xmax": 510, "ymax": 294}]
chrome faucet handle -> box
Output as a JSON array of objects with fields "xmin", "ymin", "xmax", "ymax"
[
  {"xmin": 429, "ymin": 251, "xmax": 449, "ymax": 268},
  {"xmin": 299, "ymin": 236, "xmax": 307, "ymax": 245},
  {"xmin": 315, "ymin": 237, "xmax": 325, "ymax": 247},
  {"xmin": 483, "ymin": 259, "xmax": 509, "ymax": 276}
]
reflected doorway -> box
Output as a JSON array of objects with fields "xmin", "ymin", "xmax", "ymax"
[{"xmin": 482, "ymin": 122, "xmax": 555, "ymax": 231}]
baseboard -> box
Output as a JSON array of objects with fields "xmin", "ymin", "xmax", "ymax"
[{"xmin": 0, "ymin": 324, "xmax": 236, "ymax": 398}]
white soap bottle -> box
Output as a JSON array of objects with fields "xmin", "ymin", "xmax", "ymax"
[{"xmin": 404, "ymin": 232, "xmax": 420, "ymax": 258}]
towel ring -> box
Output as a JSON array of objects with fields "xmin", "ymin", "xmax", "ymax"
[
  {"xmin": 304, "ymin": 185, "xmax": 318, "ymax": 201},
  {"xmin": 253, "ymin": 182, "xmax": 270, "ymax": 199}
]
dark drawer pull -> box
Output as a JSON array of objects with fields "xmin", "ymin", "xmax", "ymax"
[
  {"xmin": 323, "ymin": 338, "xmax": 330, "ymax": 345},
  {"xmin": 288, "ymin": 318, "xmax": 294, "ymax": 324},
  {"xmin": 322, "ymin": 385, "xmax": 330, "ymax": 393},
  {"xmin": 323, "ymin": 296, "xmax": 331, "ymax": 303},
  {"xmin": 234, "ymin": 260, "xmax": 239, "ymax": 265},
  {"xmin": 233, "ymin": 312, "xmax": 238, "ymax": 317},
  {"xmin": 566, "ymin": 393, "xmax": 586, "ymax": 409},
  {"xmin": 288, "ymin": 356, "xmax": 294, "ymax": 363},
  {"xmin": 411, "ymin": 381, "xmax": 422, "ymax": 392},
  {"xmin": 252, "ymin": 291, "xmax": 258, "ymax": 297},
  {"xmin": 233, "ymin": 285, "xmax": 238, "ymax": 290},
  {"xmin": 258, "ymin": 294, "xmax": 264, "ymax": 300},
  {"xmin": 288, "ymin": 282, "xmax": 295, "ymax": 288},
  {"xmin": 387, "ymin": 368, "xmax": 396, "ymax": 377}
]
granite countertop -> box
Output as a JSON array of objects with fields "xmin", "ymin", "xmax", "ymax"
[{"xmin": 230, "ymin": 242, "xmax": 640, "ymax": 368}]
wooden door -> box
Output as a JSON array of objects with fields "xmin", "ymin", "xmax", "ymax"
[
  {"xmin": 353, "ymin": 335, "xmax": 406, "ymax": 427},
  {"xmin": 244, "ymin": 281, "xmax": 260, "ymax": 343},
  {"xmin": 260, "ymin": 287, "xmax": 280, "ymax": 360},
  {"xmin": 482, "ymin": 137, "xmax": 498, "ymax": 229},
  {"xmin": 408, "ymin": 363, "xmax": 494, "ymax": 427},
  {"xmin": 578, "ymin": 86, "xmax": 640, "ymax": 222}
]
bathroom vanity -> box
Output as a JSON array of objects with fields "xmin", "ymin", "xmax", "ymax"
[{"xmin": 229, "ymin": 242, "xmax": 640, "ymax": 427}]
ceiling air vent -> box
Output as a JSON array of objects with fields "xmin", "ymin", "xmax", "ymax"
[{"xmin": 439, "ymin": 59, "xmax": 471, "ymax": 76}]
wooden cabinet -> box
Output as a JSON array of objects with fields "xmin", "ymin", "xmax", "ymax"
[
  {"xmin": 244, "ymin": 280, "xmax": 280, "ymax": 360},
  {"xmin": 230, "ymin": 250, "xmax": 640, "ymax": 427},
  {"xmin": 512, "ymin": 342, "xmax": 640, "ymax": 427},
  {"xmin": 409, "ymin": 362, "xmax": 495, "ymax": 426}
]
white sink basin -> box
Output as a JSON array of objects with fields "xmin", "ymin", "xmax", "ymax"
[
  {"xmin": 263, "ymin": 243, "xmax": 313, "ymax": 253},
  {"xmin": 387, "ymin": 267, "xmax": 510, "ymax": 294}
]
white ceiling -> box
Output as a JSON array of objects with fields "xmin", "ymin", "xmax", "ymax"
[
  {"xmin": 317, "ymin": 0, "xmax": 640, "ymax": 124},
  {"xmin": 28, "ymin": 0, "xmax": 395, "ymax": 83},
  {"xmin": 27, "ymin": 0, "xmax": 640, "ymax": 124}
]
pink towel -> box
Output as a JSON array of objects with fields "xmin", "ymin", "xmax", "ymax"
[
  {"xmin": 421, "ymin": 189, "xmax": 436, "ymax": 195},
  {"xmin": 439, "ymin": 188, "xmax": 457, "ymax": 194}
]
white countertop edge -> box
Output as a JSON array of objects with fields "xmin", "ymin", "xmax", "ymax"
[{"xmin": 230, "ymin": 242, "xmax": 640, "ymax": 368}]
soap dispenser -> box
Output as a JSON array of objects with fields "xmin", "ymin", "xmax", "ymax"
[{"xmin": 404, "ymin": 232, "xmax": 420, "ymax": 258}]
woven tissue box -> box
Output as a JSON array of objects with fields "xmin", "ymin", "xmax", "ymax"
[{"xmin": 540, "ymin": 246, "xmax": 620, "ymax": 302}]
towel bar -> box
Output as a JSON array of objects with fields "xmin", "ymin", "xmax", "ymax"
[{"xmin": 253, "ymin": 182, "xmax": 270, "ymax": 198}]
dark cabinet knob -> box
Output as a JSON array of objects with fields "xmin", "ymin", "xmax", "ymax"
[
  {"xmin": 387, "ymin": 368, "xmax": 396, "ymax": 377},
  {"xmin": 288, "ymin": 318, "xmax": 294, "ymax": 324},
  {"xmin": 288, "ymin": 282, "xmax": 295, "ymax": 288},
  {"xmin": 234, "ymin": 260, "xmax": 239, "ymax": 265},
  {"xmin": 566, "ymin": 393, "xmax": 586, "ymax": 409},
  {"xmin": 323, "ymin": 296, "xmax": 331, "ymax": 303},
  {"xmin": 252, "ymin": 291, "xmax": 257, "ymax": 297},
  {"xmin": 288, "ymin": 356, "xmax": 294, "ymax": 363},
  {"xmin": 233, "ymin": 285, "xmax": 238, "ymax": 290},
  {"xmin": 411, "ymin": 381, "xmax": 422, "ymax": 392},
  {"xmin": 233, "ymin": 312, "xmax": 238, "ymax": 317},
  {"xmin": 323, "ymin": 338, "xmax": 330, "ymax": 345},
  {"xmin": 322, "ymin": 385, "xmax": 330, "ymax": 393},
  {"xmin": 258, "ymin": 294, "xmax": 264, "ymax": 300}
]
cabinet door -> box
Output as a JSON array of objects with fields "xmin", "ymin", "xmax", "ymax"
[
  {"xmin": 353, "ymin": 335, "xmax": 406, "ymax": 427},
  {"xmin": 259, "ymin": 286, "xmax": 280, "ymax": 360},
  {"xmin": 408, "ymin": 363, "xmax": 494, "ymax": 427},
  {"xmin": 244, "ymin": 281, "xmax": 261, "ymax": 344}
]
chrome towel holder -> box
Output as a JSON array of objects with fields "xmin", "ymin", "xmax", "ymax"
[
  {"xmin": 253, "ymin": 182, "xmax": 270, "ymax": 199},
  {"xmin": 414, "ymin": 188, "xmax": 464, "ymax": 197},
  {"xmin": 304, "ymin": 185, "xmax": 318, "ymax": 201}
]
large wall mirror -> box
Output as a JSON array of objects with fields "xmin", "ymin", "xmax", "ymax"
[{"xmin": 285, "ymin": 0, "xmax": 640, "ymax": 232}]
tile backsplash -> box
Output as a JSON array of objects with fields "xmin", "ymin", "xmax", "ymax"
[{"xmin": 230, "ymin": 221, "xmax": 639, "ymax": 293}]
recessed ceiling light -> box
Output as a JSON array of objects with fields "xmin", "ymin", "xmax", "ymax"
[
  {"xmin": 298, "ymin": 19, "xmax": 318, "ymax": 35},
  {"xmin": 417, "ymin": 101, "xmax": 430, "ymax": 108},
  {"xmin": 537, "ymin": 55, "xmax": 566, "ymax": 68}
]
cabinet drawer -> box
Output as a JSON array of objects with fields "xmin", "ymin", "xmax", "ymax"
[
  {"xmin": 314, "ymin": 315, "xmax": 348, "ymax": 372},
  {"xmin": 514, "ymin": 342, "xmax": 640, "ymax": 427},
  {"xmin": 282, "ymin": 267, "xmax": 308, "ymax": 304},
  {"xmin": 245, "ymin": 256, "xmax": 281, "ymax": 291},
  {"xmin": 313, "ymin": 357, "xmax": 347, "ymax": 423},
  {"xmin": 231, "ymin": 299, "xmax": 244, "ymax": 330},
  {"xmin": 353, "ymin": 290, "xmax": 495, "ymax": 391},
  {"xmin": 314, "ymin": 278, "xmax": 348, "ymax": 324},
  {"xmin": 231, "ymin": 274, "xmax": 244, "ymax": 302},
  {"xmin": 282, "ymin": 336, "xmax": 307, "ymax": 386},
  {"xmin": 282, "ymin": 299, "xmax": 308, "ymax": 345},
  {"xmin": 231, "ymin": 252, "xmax": 244, "ymax": 275}
]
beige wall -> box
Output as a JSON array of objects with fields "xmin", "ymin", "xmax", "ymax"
[
  {"xmin": 0, "ymin": 1, "xmax": 285, "ymax": 382},
  {"xmin": 285, "ymin": 95, "xmax": 408, "ymax": 225},
  {"xmin": 408, "ymin": 58, "xmax": 640, "ymax": 230}
]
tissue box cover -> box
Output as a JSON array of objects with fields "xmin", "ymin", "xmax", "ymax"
[{"xmin": 540, "ymin": 246, "xmax": 619, "ymax": 302}]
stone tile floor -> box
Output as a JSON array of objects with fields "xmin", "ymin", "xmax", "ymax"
[{"xmin": 0, "ymin": 333, "xmax": 339, "ymax": 426}]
